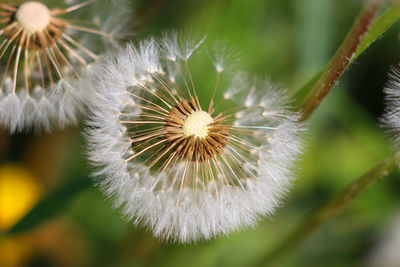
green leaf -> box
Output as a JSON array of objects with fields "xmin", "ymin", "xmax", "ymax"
[
  {"xmin": 294, "ymin": 4, "xmax": 400, "ymax": 106},
  {"xmin": 5, "ymin": 176, "xmax": 91, "ymax": 235},
  {"xmin": 355, "ymin": 4, "xmax": 400, "ymax": 59}
]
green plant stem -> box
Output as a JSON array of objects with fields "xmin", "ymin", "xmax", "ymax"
[
  {"xmin": 294, "ymin": 3, "xmax": 400, "ymax": 106},
  {"xmin": 355, "ymin": 2, "xmax": 400, "ymax": 59},
  {"xmin": 256, "ymin": 154, "xmax": 398, "ymax": 267},
  {"xmin": 299, "ymin": 0, "xmax": 384, "ymax": 121}
]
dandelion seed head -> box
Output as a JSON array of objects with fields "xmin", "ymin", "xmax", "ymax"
[
  {"xmin": 86, "ymin": 34, "xmax": 304, "ymax": 243},
  {"xmin": 0, "ymin": 0, "xmax": 124, "ymax": 133},
  {"xmin": 382, "ymin": 66, "xmax": 400, "ymax": 152}
]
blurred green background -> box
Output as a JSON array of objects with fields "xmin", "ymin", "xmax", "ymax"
[{"xmin": 1, "ymin": 0, "xmax": 400, "ymax": 266}]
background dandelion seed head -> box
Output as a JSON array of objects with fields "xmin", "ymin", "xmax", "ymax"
[
  {"xmin": 0, "ymin": 0, "xmax": 121, "ymax": 133},
  {"xmin": 382, "ymin": 66, "xmax": 400, "ymax": 153}
]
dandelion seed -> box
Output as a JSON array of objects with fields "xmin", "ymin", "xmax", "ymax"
[
  {"xmin": 86, "ymin": 34, "xmax": 304, "ymax": 243},
  {"xmin": 0, "ymin": 0, "xmax": 115, "ymax": 132}
]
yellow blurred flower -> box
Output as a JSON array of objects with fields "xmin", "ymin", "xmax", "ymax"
[{"xmin": 0, "ymin": 164, "xmax": 41, "ymax": 231}]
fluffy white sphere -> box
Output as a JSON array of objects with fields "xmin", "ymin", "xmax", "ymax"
[{"xmin": 85, "ymin": 34, "xmax": 305, "ymax": 243}]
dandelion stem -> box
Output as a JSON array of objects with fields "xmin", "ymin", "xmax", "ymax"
[
  {"xmin": 299, "ymin": 0, "xmax": 384, "ymax": 122},
  {"xmin": 256, "ymin": 154, "xmax": 399, "ymax": 266}
]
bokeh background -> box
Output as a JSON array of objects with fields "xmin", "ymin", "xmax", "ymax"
[{"xmin": 1, "ymin": 0, "xmax": 400, "ymax": 266}]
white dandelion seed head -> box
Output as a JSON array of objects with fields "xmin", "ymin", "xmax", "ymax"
[
  {"xmin": 86, "ymin": 34, "xmax": 305, "ymax": 243},
  {"xmin": 381, "ymin": 66, "xmax": 400, "ymax": 153},
  {"xmin": 0, "ymin": 0, "xmax": 127, "ymax": 133}
]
